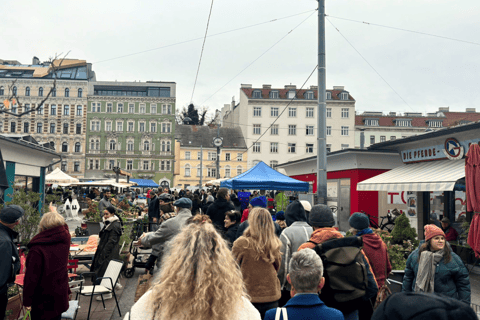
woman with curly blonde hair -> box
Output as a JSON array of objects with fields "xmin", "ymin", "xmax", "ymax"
[
  {"xmin": 232, "ymin": 207, "xmax": 282, "ymax": 319},
  {"xmin": 129, "ymin": 214, "xmax": 261, "ymax": 320}
]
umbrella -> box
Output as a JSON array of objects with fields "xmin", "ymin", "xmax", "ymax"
[{"xmin": 466, "ymin": 143, "xmax": 480, "ymax": 258}]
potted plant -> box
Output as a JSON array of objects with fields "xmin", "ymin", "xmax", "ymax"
[
  {"xmin": 83, "ymin": 201, "xmax": 102, "ymax": 235},
  {"xmin": 5, "ymin": 286, "xmax": 21, "ymax": 320}
]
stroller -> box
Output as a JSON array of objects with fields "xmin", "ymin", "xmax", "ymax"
[{"xmin": 124, "ymin": 219, "xmax": 150, "ymax": 278}]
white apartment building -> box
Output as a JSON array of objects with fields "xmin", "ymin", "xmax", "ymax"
[{"xmin": 222, "ymin": 84, "xmax": 356, "ymax": 169}]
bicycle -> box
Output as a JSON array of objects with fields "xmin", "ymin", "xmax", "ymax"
[{"xmin": 361, "ymin": 209, "xmax": 399, "ymax": 233}]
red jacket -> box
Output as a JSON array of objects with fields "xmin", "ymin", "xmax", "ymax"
[
  {"xmin": 23, "ymin": 225, "xmax": 71, "ymax": 319},
  {"xmin": 361, "ymin": 233, "xmax": 392, "ymax": 287},
  {"xmin": 444, "ymin": 226, "xmax": 459, "ymax": 242}
]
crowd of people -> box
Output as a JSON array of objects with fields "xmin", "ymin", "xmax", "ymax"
[{"xmin": 0, "ymin": 186, "xmax": 476, "ymax": 320}]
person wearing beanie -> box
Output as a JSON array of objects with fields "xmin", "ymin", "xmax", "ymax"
[
  {"xmin": 372, "ymin": 292, "xmax": 477, "ymax": 320},
  {"xmin": 349, "ymin": 212, "xmax": 392, "ymax": 320},
  {"xmin": 402, "ymin": 224, "xmax": 470, "ymax": 303},
  {"xmin": 441, "ymin": 217, "xmax": 459, "ymax": 241},
  {"xmin": 298, "ymin": 205, "xmax": 378, "ymax": 320},
  {"xmin": 235, "ymin": 197, "xmax": 282, "ymax": 241},
  {"xmin": 277, "ymin": 201, "xmax": 313, "ymax": 307},
  {"xmin": 275, "ymin": 211, "xmax": 287, "ymax": 230}
]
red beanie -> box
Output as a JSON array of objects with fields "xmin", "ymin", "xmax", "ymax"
[{"xmin": 424, "ymin": 224, "xmax": 445, "ymax": 242}]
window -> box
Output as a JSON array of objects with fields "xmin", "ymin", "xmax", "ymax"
[
  {"xmin": 253, "ymin": 142, "xmax": 261, "ymax": 153},
  {"xmin": 270, "ymin": 142, "xmax": 278, "ymax": 153},
  {"xmin": 253, "ymin": 107, "xmax": 261, "ymax": 117},
  {"xmin": 269, "ymin": 91, "xmax": 279, "ymax": 99},
  {"xmin": 370, "ymin": 136, "xmax": 375, "ymax": 144},
  {"xmin": 326, "ymin": 108, "xmax": 331, "ymax": 118},
  {"xmin": 65, "ymin": 88, "xmax": 69, "ymax": 97},
  {"xmin": 36, "ymin": 122, "xmax": 43, "ymax": 133},
  {"xmin": 151, "ymin": 104, "xmax": 157, "ymax": 114},
  {"xmin": 341, "ymin": 108, "xmax": 349, "ymax": 118},
  {"xmin": 390, "ymin": 136, "xmax": 396, "ymax": 141},
  {"xmin": 49, "ymin": 123, "xmax": 56, "ymax": 133},
  {"xmin": 139, "ymin": 104, "xmax": 146, "ymax": 114},
  {"xmin": 128, "ymin": 122, "xmax": 134, "ymax": 132},
  {"xmin": 326, "ymin": 144, "xmax": 331, "ymax": 153},
  {"xmin": 25, "ymin": 87, "xmax": 30, "ymax": 96},
  {"xmin": 306, "ymin": 143, "xmax": 314, "ymax": 153},
  {"xmin": 196, "ymin": 164, "xmax": 202, "ymax": 176},
  {"xmin": 288, "ymin": 90, "xmax": 296, "ymax": 99},
  {"xmin": 76, "ymin": 105, "xmax": 82, "ymax": 116},
  {"xmin": 326, "ymin": 91, "xmax": 332, "ymax": 100},
  {"xmin": 237, "ymin": 166, "xmax": 243, "ymax": 175},
  {"xmin": 147, "ymin": 122, "xmax": 155, "ymax": 133},
  {"xmin": 341, "ymin": 126, "xmax": 349, "ymax": 136},
  {"xmin": 106, "ymin": 122, "xmax": 112, "ymax": 131},
  {"xmin": 162, "ymin": 104, "xmax": 172, "ymax": 114},
  {"xmin": 365, "ymin": 119, "xmax": 379, "ymax": 126},
  {"xmin": 127, "ymin": 141, "xmax": 134, "ymax": 151},
  {"xmin": 89, "ymin": 159, "xmax": 93, "ymax": 170},
  {"xmin": 37, "ymin": 105, "xmax": 44, "ymax": 115},
  {"xmin": 129, "ymin": 104, "xmax": 135, "ymax": 113},
  {"xmin": 109, "ymin": 160, "xmax": 115, "ymax": 170},
  {"xmin": 144, "ymin": 141, "xmax": 150, "ymax": 151},
  {"xmin": 95, "ymin": 160, "xmax": 100, "ymax": 169},
  {"xmin": 139, "ymin": 123, "xmax": 145, "ymax": 132},
  {"xmin": 117, "ymin": 103, "xmax": 123, "ymax": 113},
  {"xmin": 11, "ymin": 104, "xmax": 17, "ymax": 114},
  {"xmin": 288, "ymin": 143, "xmax": 296, "ymax": 153},
  {"xmin": 270, "ymin": 161, "xmax": 278, "ymax": 168},
  {"xmin": 109, "ymin": 140, "xmax": 116, "ymax": 150},
  {"xmin": 225, "ymin": 166, "xmax": 231, "ymax": 178},
  {"xmin": 288, "ymin": 107, "xmax": 297, "ymax": 117},
  {"xmin": 341, "ymin": 144, "xmax": 349, "ymax": 150},
  {"xmin": 12, "ymin": 86, "xmax": 17, "ymax": 95},
  {"xmin": 90, "ymin": 140, "xmax": 95, "ymax": 151},
  {"xmin": 92, "ymin": 102, "xmax": 101, "ymax": 112},
  {"xmin": 197, "ymin": 152, "xmax": 202, "ymax": 160},
  {"xmin": 306, "ymin": 125, "xmax": 314, "ymax": 135},
  {"xmin": 50, "ymin": 105, "xmax": 57, "ymax": 115},
  {"xmin": 185, "ymin": 164, "xmax": 191, "ymax": 177},
  {"xmin": 288, "ymin": 125, "xmax": 296, "ymax": 135},
  {"xmin": 208, "ymin": 168, "xmax": 217, "ymax": 178},
  {"xmin": 271, "ymin": 107, "xmax": 279, "ymax": 117},
  {"xmin": 95, "ymin": 139, "xmax": 100, "ymax": 150},
  {"xmin": 225, "ymin": 153, "xmax": 230, "ymax": 161},
  {"xmin": 75, "ymin": 142, "xmax": 81, "ymax": 153},
  {"xmin": 75, "ymin": 123, "xmax": 81, "ymax": 134},
  {"xmin": 77, "ymin": 88, "xmax": 83, "ymax": 98},
  {"xmin": 253, "ymin": 124, "xmax": 261, "ymax": 134},
  {"xmin": 185, "ymin": 152, "xmax": 191, "ymax": 160},
  {"xmin": 61, "ymin": 161, "xmax": 67, "ymax": 171},
  {"xmin": 52, "ymin": 88, "xmax": 56, "ymax": 97},
  {"xmin": 252, "ymin": 90, "xmax": 262, "ymax": 98},
  {"xmin": 306, "ymin": 107, "xmax": 314, "ymax": 118},
  {"xmin": 143, "ymin": 161, "xmax": 149, "ymax": 170},
  {"xmin": 326, "ymin": 126, "xmax": 331, "ymax": 136},
  {"xmin": 380, "ymin": 136, "xmax": 386, "ymax": 142},
  {"xmin": 208, "ymin": 152, "xmax": 217, "ymax": 161},
  {"xmin": 106, "ymin": 103, "xmax": 113, "ymax": 113},
  {"xmin": 340, "ymin": 92, "xmax": 349, "ymax": 100},
  {"xmin": 63, "ymin": 105, "xmax": 69, "ymax": 116},
  {"xmin": 161, "ymin": 141, "xmax": 171, "ymax": 152},
  {"xmin": 62, "ymin": 142, "xmax": 68, "ymax": 152},
  {"xmin": 395, "ymin": 119, "xmax": 412, "ymax": 127},
  {"xmin": 166, "ymin": 161, "xmax": 171, "ymax": 171},
  {"xmin": 237, "ymin": 153, "xmax": 243, "ymax": 161},
  {"xmin": 161, "ymin": 123, "xmax": 171, "ymax": 133},
  {"xmin": 271, "ymin": 124, "xmax": 279, "ymax": 135},
  {"xmin": 23, "ymin": 122, "xmax": 29, "ymax": 133},
  {"xmin": 63, "ymin": 123, "xmax": 69, "ymax": 134},
  {"xmin": 304, "ymin": 91, "xmax": 314, "ymax": 99},
  {"xmin": 38, "ymin": 87, "xmax": 43, "ymax": 97},
  {"xmin": 127, "ymin": 160, "xmax": 133, "ymax": 170},
  {"xmin": 117, "ymin": 122, "xmax": 123, "ymax": 132},
  {"xmin": 428, "ymin": 120, "xmax": 443, "ymax": 128},
  {"xmin": 0, "ymin": 87, "xmax": 3, "ymax": 95}
]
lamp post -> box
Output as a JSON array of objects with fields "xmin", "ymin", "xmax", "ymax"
[{"xmin": 213, "ymin": 126, "xmax": 223, "ymax": 180}]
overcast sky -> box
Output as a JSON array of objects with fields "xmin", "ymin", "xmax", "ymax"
[{"xmin": 2, "ymin": 0, "xmax": 479, "ymax": 116}]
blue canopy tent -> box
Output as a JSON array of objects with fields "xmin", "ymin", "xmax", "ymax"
[
  {"xmin": 220, "ymin": 161, "xmax": 309, "ymax": 191},
  {"xmin": 130, "ymin": 179, "xmax": 159, "ymax": 188}
]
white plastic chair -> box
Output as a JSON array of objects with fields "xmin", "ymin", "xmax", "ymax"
[
  {"xmin": 71, "ymin": 199, "xmax": 81, "ymax": 221},
  {"xmin": 65, "ymin": 199, "xmax": 72, "ymax": 221}
]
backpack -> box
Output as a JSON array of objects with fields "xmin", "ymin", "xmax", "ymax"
[{"xmin": 309, "ymin": 236, "xmax": 368, "ymax": 313}]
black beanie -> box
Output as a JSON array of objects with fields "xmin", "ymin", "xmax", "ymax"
[
  {"xmin": 285, "ymin": 200, "xmax": 307, "ymax": 226},
  {"xmin": 308, "ymin": 204, "xmax": 335, "ymax": 227},
  {"xmin": 372, "ymin": 292, "xmax": 477, "ymax": 320}
]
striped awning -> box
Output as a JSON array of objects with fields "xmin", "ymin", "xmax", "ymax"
[{"xmin": 357, "ymin": 159, "xmax": 465, "ymax": 192}]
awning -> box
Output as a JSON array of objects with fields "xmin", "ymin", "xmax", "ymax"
[
  {"xmin": 130, "ymin": 179, "xmax": 159, "ymax": 188},
  {"xmin": 357, "ymin": 159, "xmax": 465, "ymax": 192}
]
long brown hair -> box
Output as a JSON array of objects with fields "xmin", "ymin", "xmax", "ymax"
[{"xmin": 418, "ymin": 238, "xmax": 452, "ymax": 264}]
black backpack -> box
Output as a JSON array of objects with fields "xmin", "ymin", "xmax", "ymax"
[{"xmin": 309, "ymin": 236, "xmax": 368, "ymax": 313}]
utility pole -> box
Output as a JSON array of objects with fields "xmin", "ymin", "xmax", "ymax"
[
  {"xmin": 199, "ymin": 145, "xmax": 203, "ymax": 188},
  {"xmin": 216, "ymin": 126, "xmax": 220, "ymax": 179},
  {"xmin": 317, "ymin": 0, "xmax": 327, "ymax": 205}
]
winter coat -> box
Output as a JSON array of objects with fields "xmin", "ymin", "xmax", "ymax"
[
  {"xmin": 201, "ymin": 201, "xmax": 214, "ymax": 216},
  {"xmin": 206, "ymin": 198, "xmax": 235, "ymax": 233},
  {"xmin": 443, "ymin": 226, "xmax": 459, "ymax": 242},
  {"xmin": 278, "ymin": 221, "xmax": 313, "ymax": 290},
  {"xmin": 361, "ymin": 232, "xmax": 392, "ymax": 287},
  {"xmin": 225, "ymin": 223, "xmax": 239, "ymax": 248},
  {"xmin": 23, "ymin": 225, "xmax": 71, "ymax": 320},
  {"xmin": 240, "ymin": 208, "xmax": 249, "ymax": 223},
  {"xmin": 402, "ymin": 247, "xmax": 471, "ymax": 303},
  {"xmin": 264, "ymin": 294, "xmax": 344, "ymax": 320},
  {"xmin": 232, "ymin": 236, "xmax": 282, "ymax": 303},
  {"xmin": 148, "ymin": 195, "xmax": 160, "ymax": 220},
  {"xmin": 0, "ymin": 224, "xmax": 20, "ymax": 294},
  {"xmin": 91, "ymin": 217, "xmax": 122, "ymax": 278}
]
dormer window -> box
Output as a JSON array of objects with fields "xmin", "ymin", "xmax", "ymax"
[
  {"xmin": 326, "ymin": 91, "xmax": 332, "ymax": 100},
  {"xmin": 395, "ymin": 119, "xmax": 412, "ymax": 127},
  {"xmin": 304, "ymin": 91, "xmax": 314, "ymax": 100},
  {"xmin": 427, "ymin": 120, "xmax": 443, "ymax": 128},
  {"xmin": 269, "ymin": 91, "xmax": 279, "ymax": 99},
  {"xmin": 340, "ymin": 92, "xmax": 349, "ymax": 100},
  {"xmin": 252, "ymin": 90, "xmax": 262, "ymax": 99},
  {"xmin": 364, "ymin": 119, "xmax": 379, "ymax": 126},
  {"xmin": 288, "ymin": 90, "xmax": 296, "ymax": 99}
]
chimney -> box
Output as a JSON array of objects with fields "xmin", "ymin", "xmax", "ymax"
[
  {"xmin": 262, "ymin": 84, "xmax": 271, "ymax": 89},
  {"xmin": 438, "ymin": 107, "xmax": 449, "ymax": 112},
  {"xmin": 466, "ymin": 108, "xmax": 476, "ymax": 113},
  {"xmin": 284, "ymin": 85, "xmax": 296, "ymax": 90},
  {"xmin": 241, "ymin": 84, "xmax": 252, "ymax": 89},
  {"xmin": 333, "ymin": 86, "xmax": 345, "ymax": 91},
  {"xmin": 310, "ymin": 85, "xmax": 318, "ymax": 90}
]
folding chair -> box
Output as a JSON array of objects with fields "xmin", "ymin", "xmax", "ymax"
[
  {"xmin": 61, "ymin": 278, "xmax": 85, "ymax": 320},
  {"xmin": 78, "ymin": 259, "xmax": 124, "ymax": 320}
]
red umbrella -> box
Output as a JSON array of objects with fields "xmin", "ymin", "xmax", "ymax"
[{"xmin": 466, "ymin": 143, "xmax": 480, "ymax": 258}]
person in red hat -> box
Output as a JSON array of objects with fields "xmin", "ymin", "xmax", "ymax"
[{"xmin": 402, "ymin": 224, "xmax": 471, "ymax": 303}]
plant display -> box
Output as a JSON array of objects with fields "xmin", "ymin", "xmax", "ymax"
[
  {"xmin": 391, "ymin": 213, "xmax": 419, "ymax": 247},
  {"xmin": 458, "ymin": 220, "xmax": 470, "ymax": 244},
  {"xmin": 83, "ymin": 201, "xmax": 102, "ymax": 222},
  {"xmin": 7, "ymin": 285, "xmax": 19, "ymax": 299},
  {"xmin": 376, "ymin": 229, "xmax": 416, "ymax": 270}
]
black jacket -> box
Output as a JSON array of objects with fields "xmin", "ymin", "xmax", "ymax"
[
  {"xmin": 202, "ymin": 201, "xmax": 214, "ymax": 215},
  {"xmin": 0, "ymin": 224, "xmax": 20, "ymax": 294},
  {"xmin": 225, "ymin": 224, "xmax": 239, "ymax": 248},
  {"xmin": 91, "ymin": 219, "xmax": 122, "ymax": 278},
  {"xmin": 148, "ymin": 195, "xmax": 160, "ymax": 220},
  {"xmin": 206, "ymin": 198, "xmax": 235, "ymax": 232}
]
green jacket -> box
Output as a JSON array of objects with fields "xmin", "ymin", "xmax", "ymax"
[{"xmin": 402, "ymin": 248, "xmax": 471, "ymax": 304}]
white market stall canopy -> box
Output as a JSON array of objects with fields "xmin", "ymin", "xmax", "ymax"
[
  {"xmin": 357, "ymin": 159, "xmax": 465, "ymax": 192},
  {"xmin": 205, "ymin": 178, "xmax": 229, "ymax": 186},
  {"xmin": 66, "ymin": 179, "xmax": 137, "ymax": 188},
  {"xmin": 46, "ymin": 168, "xmax": 79, "ymax": 184}
]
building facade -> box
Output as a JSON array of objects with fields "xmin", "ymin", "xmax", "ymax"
[
  {"xmin": 174, "ymin": 125, "xmax": 248, "ymax": 189},
  {"xmin": 0, "ymin": 57, "xmax": 94, "ymax": 178},
  {"xmin": 222, "ymin": 84, "xmax": 356, "ymax": 169},
  {"xmin": 355, "ymin": 107, "xmax": 480, "ymax": 148},
  {"xmin": 85, "ymin": 81, "xmax": 176, "ymax": 188}
]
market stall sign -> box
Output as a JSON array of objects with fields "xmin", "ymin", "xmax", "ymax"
[{"xmin": 401, "ymin": 137, "xmax": 478, "ymax": 163}]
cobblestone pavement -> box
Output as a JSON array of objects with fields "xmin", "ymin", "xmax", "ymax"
[{"xmin": 109, "ymin": 268, "xmax": 143, "ymax": 320}]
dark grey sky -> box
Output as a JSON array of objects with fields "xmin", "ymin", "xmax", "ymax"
[{"xmin": 2, "ymin": 0, "xmax": 479, "ymax": 115}]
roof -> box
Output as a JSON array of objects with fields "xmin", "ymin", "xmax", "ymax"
[
  {"xmin": 0, "ymin": 59, "xmax": 89, "ymax": 79},
  {"xmin": 356, "ymin": 111, "xmax": 480, "ymax": 127},
  {"xmin": 241, "ymin": 88, "xmax": 355, "ymax": 101},
  {"xmin": 175, "ymin": 125, "xmax": 247, "ymax": 149},
  {"xmin": 0, "ymin": 134, "xmax": 59, "ymax": 156}
]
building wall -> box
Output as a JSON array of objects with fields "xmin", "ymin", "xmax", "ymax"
[
  {"xmin": 355, "ymin": 127, "xmax": 424, "ymax": 148},
  {"xmin": 0, "ymin": 79, "xmax": 88, "ymax": 178}
]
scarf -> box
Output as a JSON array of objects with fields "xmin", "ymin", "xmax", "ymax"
[
  {"xmin": 356, "ymin": 228, "xmax": 374, "ymax": 236},
  {"xmin": 102, "ymin": 215, "xmax": 120, "ymax": 231},
  {"xmin": 414, "ymin": 250, "xmax": 444, "ymax": 293}
]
